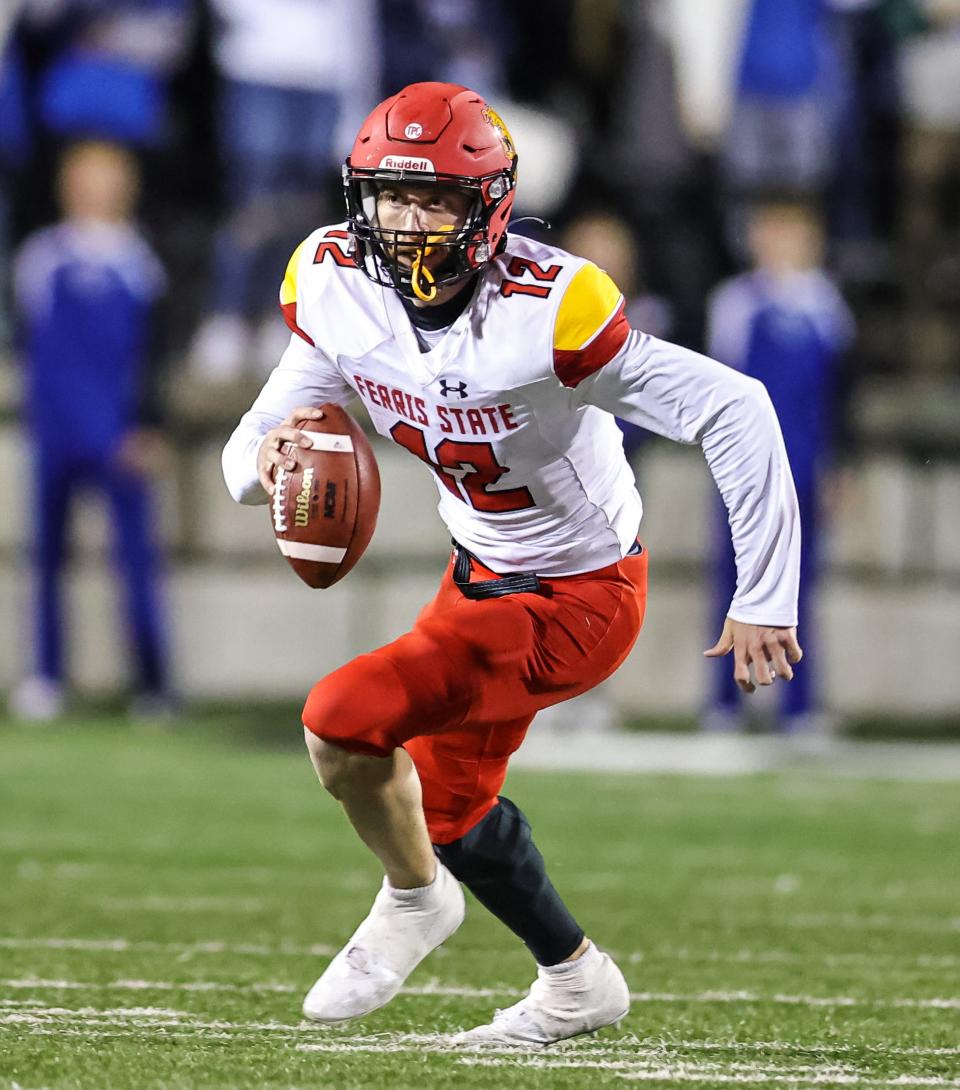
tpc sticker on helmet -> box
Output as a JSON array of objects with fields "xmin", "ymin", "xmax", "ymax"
[{"xmin": 404, "ymin": 123, "xmax": 424, "ymax": 139}]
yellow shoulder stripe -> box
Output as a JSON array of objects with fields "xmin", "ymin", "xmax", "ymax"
[
  {"xmin": 279, "ymin": 239, "xmax": 309, "ymax": 306},
  {"xmin": 554, "ymin": 263, "xmax": 623, "ymax": 352}
]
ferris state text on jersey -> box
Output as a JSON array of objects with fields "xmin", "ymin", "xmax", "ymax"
[{"xmin": 277, "ymin": 223, "xmax": 632, "ymax": 523}]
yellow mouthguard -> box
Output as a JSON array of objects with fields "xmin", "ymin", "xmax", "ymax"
[{"xmin": 410, "ymin": 225, "xmax": 455, "ymax": 302}]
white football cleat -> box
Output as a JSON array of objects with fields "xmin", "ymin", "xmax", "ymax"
[
  {"xmin": 450, "ymin": 941, "xmax": 629, "ymax": 1047},
  {"xmin": 302, "ymin": 862, "xmax": 464, "ymax": 1024}
]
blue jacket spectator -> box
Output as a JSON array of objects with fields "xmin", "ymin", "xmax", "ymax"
[
  {"xmin": 738, "ymin": 0, "xmax": 825, "ymax": 99},
  {"xmin": 23, "ymin": 0, "xmax": 194, "ymax": 147},
  {"xmin": 705, "ymin": 197, "xmax": 854, "ymax": 733},
  {"xmin": 10, "ymin": 140, "xmax": 172, "ymax": 721},
  {"xmin": 0, "ymin": 36, "xmax": 31, "ymax": 346},
  {"xmin": 724, "ymin": 0, "xmax": 838, "ymax": 198}
]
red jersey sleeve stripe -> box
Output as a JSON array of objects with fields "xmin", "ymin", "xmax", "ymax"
[
  {"xmin": 280, "ymin": 300, "xmax": 315, "ymax": 346},
  {"xmin": 553, "ymin": 300, "xmax": 630, "ymax": 388}
]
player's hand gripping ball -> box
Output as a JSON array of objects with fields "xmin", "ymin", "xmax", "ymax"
[{"xmin": 270, "ymin": 405, "xmax": 380, "ymax": 588}]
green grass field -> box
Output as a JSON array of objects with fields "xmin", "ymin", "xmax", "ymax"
[{"xmin": 1, "ymin": 719, "xmax": 958, "ymax": 1089}]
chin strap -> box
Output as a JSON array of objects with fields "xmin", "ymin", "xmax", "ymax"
[{"xmin": 410, "ymin": 224, "xmax": 455, "ymax": 302}]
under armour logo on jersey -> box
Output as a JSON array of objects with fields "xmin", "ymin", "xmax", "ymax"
[{"xmin": 439, "ymin": 379, "xmax": 468, "ymax": 399}]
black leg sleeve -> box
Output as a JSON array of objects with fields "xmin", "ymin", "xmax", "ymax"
[{"xmin": 434, "ymin": 797, "xmax": 584, "ymax": 966}]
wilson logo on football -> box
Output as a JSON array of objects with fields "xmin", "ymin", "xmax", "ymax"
[
  {"xmin": 294, "ymin": 467, "xmax": 315, "ymax": 528},
  {"xmin": 379, "ymin": 155, "xmax": 435, "ymax": 172}
]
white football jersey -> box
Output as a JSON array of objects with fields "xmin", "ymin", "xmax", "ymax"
[{"xmin": 223, "ymin": 225, "xmax": 801, "ymax": 625}]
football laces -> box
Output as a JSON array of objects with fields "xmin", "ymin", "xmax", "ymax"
[{"xmin": 272, "ymin": 465, "xmax": 289, "ymax": 534}]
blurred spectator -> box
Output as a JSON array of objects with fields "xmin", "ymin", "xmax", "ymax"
[
  {"xmin": 724, "ymin": 0, "xmax": 836, "ymax": 199},
  {"xmin": 379, "ymin": 0, "xmax": 438, "ymax": 91},
  {"xmin": 563, "ymin": 209, "xmax": 674, "ymax": 457},
  {"xmin": 9, "ymin": 141, "xmax": 173, "ymax": 722},
  {"xmin": 898, "ymin": 0, "xmax": 960, "ymax": 296},
  {"xmin": 826, "ymin": 0, "xmax": 912, "ymax": 274},
  {"xmin": 607, "ymin": 2, "xmax": 694, "ymax": 197},
  {"xmin": 378, "ymin": 0, "xmax": 514, "ymax": 99},
  {"xmin": 562, "ymin": 1, "xmax": 719, "ymax": 350},
  {"xmin": 703, "ymin": 197, "xmax": 855, "ymax": 735},
  {"xmin": 20, "ymin": 0, "xmax": 195, "ymax": 148},
  {"xmin": 187, "ymin": 0, "xmax": 379, "ymax": 381},
  {"xmin": 0, "ymin": 33, "xmax": 31, "ymax": 348},
  {"xmin": 722, "ymin": 0, "xmax": 912, "ymax": 270},
  {"xmin": 562, "ymin": 210, "xmax": 674, "ymax": 343},
  {"xmin": 414, "ymin": 0, "xmax": 512, "ymax": 97}
]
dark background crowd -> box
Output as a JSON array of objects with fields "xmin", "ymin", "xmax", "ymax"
[{"xmin": 1, "ymin": 0, "xmax": 958, "ymax": 415}]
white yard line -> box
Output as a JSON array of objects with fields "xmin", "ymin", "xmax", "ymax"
[
  {"xmin": 9, "ymin": 1005, "xmax": 957, "ymax": 1059},
  {"xmin": 679, "ymin": 1042, "xmax": 960, "ymax": 1058},
  {"xmin": 5, "ymin": 1008, "xmax": 960, "ymax": 1085},
  {"xmin": 14, "ymin": 1021, "xmax": 960, "ymax": 1088},
  {"xmin": 627, "ymin": 949, "xmax": 960, "ymax": 969},
  {"xmin": 15, "ymin": 861, "xmax": 291, "ymax": 883},
  {"xmin": 2, "ymin": 978, "xmax": 958, "ymax": 1010},
  {"xmin": 3, "ymin": 935, "xmax": 958, "ymax": 970},
  {"xmin": 620, "ymin": 1073, "xmax": 960, "ymax": 1087},
  {"xmin": 1, "ymin": 978, "xmax": 297, "ymax": 994},
  {"xmin": 1, "ymin": 1006, "xmax": 191, "ymax": 1022},
  {"xmin": 1, "ymin": 1011, "xmax": 303, "ymax": 1033},
  {"xmin": 626, "ymin": 990, "xmax": 960, "ymax": 1010},
  {"xmin": 458, "ymin": 1055, "xmax": 960, "ymax": 1086},
  {"xmin": 13, "ymin": 859, "xmax": 381, "ymax": 894},
  {"xmin": 779, "ymin": 913, "xmax": 960, "ymax": 935},
  {"xmin": 0, "ymin": 936, "xmax": 337, "ymax": 957},
  {"xmin": 98, "ymin": 896, "xmax": 267, "ymax": 913},
  {"xmin": 4, "ymin": 1010, "xmax": 959, "ymax": 1061},
  {"xmin": 13, "ymin": 1027, "xmax": 304, "ymax": 1045}
]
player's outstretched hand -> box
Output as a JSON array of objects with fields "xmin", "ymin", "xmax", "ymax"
[
  {"xmin": 257, "ymin": 406, "xmax": 325, "ymax": 496},
  {"xmin": 704, "ymin": 618, "xmax": 803, "ymax": 694}
]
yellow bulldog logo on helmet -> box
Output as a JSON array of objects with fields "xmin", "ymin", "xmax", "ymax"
[{"xmin": 482, "ymin": 106, "xmax": 516, "ymax": 160}]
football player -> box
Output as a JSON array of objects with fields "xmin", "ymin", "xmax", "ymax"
[{"xmin": 223, "ymin": 83, "xmax": 803, "ymax": 1046}]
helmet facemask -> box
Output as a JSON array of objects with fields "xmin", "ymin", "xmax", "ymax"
[{"xmin": 344, "ymin": 166, "xmax": 515, "ymax": 301}]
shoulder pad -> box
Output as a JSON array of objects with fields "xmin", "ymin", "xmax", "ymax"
[
  {"xmin": 553, "ymin": 263, "xmax": 629, "ymax": 388},
  {"xmin": 279, "ymin": 226, "xmax": 358, "ymax": 347},
  {"xmin": 279, "ymin": 238, "xmax": 316, "ymax": 346}
]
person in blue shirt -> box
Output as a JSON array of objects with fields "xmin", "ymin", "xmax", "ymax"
[
  {"xmin": 10, "ymin": 140, "xmax": 172, "ymax": 721},
  {"xmin": 724, "ymin": 0, "xmax": 836, "ymax": 197},
  {"xmin": 0, "ymin": 35, "xmax": 31, "ymax": 348},
  {"xmin": 25, "ymin": 0, "xmax": 195, "ymax": 149},
  {"xmin": 705, "ymin": 196, "xmax": 854, "ymax": 734}
]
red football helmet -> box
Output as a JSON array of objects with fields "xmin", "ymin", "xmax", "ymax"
[{"xmin": 344, "ymin": 82, "xmax": 518, "ymax": 300}]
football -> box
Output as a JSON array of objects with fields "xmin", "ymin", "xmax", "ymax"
[{"xmin": 270, "ymin": 404, "xmax": 380, "ymax": 588}]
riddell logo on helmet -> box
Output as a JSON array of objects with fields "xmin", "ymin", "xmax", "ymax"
[{"xmin": 379, "ymin": 155, "xmax": 435, "ymax": 172}]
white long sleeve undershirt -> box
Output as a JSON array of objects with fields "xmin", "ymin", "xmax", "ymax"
[{"xmin": 577, "ymin": 330, "xmax": 801, "ymax": 625}]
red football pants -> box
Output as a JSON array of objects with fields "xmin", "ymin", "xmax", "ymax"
[{"xmin": 303, "ymin": 547, "xmax": 648, "ymax": 843}]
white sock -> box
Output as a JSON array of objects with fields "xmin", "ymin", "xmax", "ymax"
[
  {"xmin": 540, "ymin": 940, "xmax": 598, "ymax": 975},
  {"xmin": 386, "ymin": 864, "xmax": 441, "ymax": 902}
]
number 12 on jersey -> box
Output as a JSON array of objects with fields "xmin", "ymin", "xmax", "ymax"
[{"xmin": 390, "ymin": 422, "xmax": 535, "ymax": 513}]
